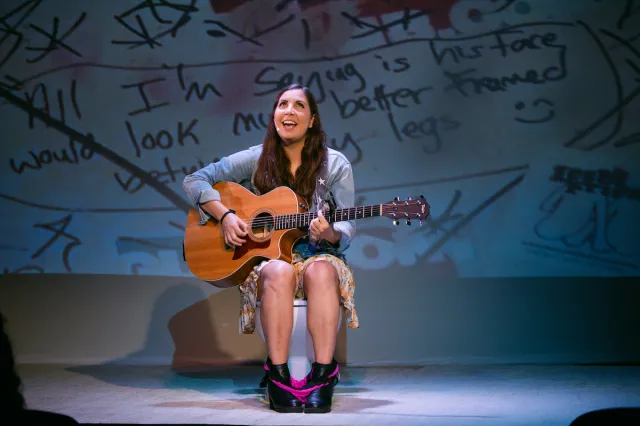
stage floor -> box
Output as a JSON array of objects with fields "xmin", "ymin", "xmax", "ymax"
[{"xmin": 16, "ymin": 363, "xmax": 640, "ymax": 425}]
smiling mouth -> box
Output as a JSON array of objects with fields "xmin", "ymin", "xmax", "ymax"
[{"xmin": 514, "ymin": 110, "xmax": 556, "ymax": 123}]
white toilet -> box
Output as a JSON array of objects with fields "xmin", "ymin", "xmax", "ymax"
[{"xmin": 255, "ymin": 299, "xmax": 342, "ymax": 381}]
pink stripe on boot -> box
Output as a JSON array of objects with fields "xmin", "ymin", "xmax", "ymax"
[{"xmin": 263, "ymin": 363, "xmax": 339, "ymax": 403}]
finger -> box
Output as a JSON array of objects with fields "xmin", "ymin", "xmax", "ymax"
[
  {"xmin": 232, "ymin": 232, "xmax": 246, "ymax": 245},
  {"xmin": 235, "ymin": 224, "xmax": 247, "ymax": 236},
  {"xmin": 225, "ymin": 229, "xmax": 240, "ymax": 246},
  {"xmin": 318, "ymin": 210, "xmax": 328, "ymax": 224}
]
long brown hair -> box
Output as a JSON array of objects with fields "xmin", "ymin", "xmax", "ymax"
[{"xmin": 253, "ymin": 84, "xmax": 327, "ymax": 203}]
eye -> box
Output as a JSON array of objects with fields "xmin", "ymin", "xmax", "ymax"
[
  {"xmin": 296, "ymin": 101, "xmax": 305, "ymax": 108},
  {"xmin": 279, "ymin": 100, "xmax": 287, "ymax": 107}
]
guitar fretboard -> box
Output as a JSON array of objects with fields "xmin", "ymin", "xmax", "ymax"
[{"xmin": 275, "ymin": 205, "xmax": 382, "ymax": 230}]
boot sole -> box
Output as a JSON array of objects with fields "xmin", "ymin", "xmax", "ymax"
[
  {"xmin": 269, "ymin": 397, "xmax": 304, "ymax": 413},
  {"xmin": 304, "ymin": 406, "xmax": 332, "ymax": 414},
  {"xmin": 273, "ymin": 406, "xmax": 304, "ymax": 413}
]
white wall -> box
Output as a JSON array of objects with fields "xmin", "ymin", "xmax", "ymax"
[{"xmin": 1, "ymin": 271, "xmax": 638, "ymax": 366}]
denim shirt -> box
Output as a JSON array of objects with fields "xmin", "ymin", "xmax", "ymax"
[{"xmin": 182, "ymin": 144, "xmax": 356, "ymax": 257}]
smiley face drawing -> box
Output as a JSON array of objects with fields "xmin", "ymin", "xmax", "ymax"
[{"xmin": 514, "ymin": 98, "xmax": 555, "ymax": 123}]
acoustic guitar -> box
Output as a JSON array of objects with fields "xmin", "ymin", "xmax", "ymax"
[{"xmin": 183, "ymin": 181, "xmax": 430, "ymax": 287}]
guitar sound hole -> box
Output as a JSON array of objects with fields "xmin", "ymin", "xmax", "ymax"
[{"xmin": 251, "ymin": 212, "xmax": 275, "ymax": 239}]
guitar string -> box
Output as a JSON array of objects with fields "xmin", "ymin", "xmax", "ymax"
[
  {"xmin": 237, "ymin": 206, "xmax": 420, "ymax": 225},
  {"xmin": 232, "ymin": 207, "xmax": 383, "ymax": 226},
  {"xmin": 225, "ymin": 206, "xmax": 424, "ymax": 228}
]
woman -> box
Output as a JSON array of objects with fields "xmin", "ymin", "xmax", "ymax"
[{"xmin": 182, "ymin": 84, "xmax": 359, "ymax": 413}]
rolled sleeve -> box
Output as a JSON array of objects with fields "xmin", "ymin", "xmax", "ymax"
[
  {"xmin": 330, "ymin": 160, "xmax": 356, "ymax": 252},
  {"xmin": 182, "ymin": 146, "xmax": 259, "ymax": 224},
  {"xmin": 192, "ymin": 187, "xmax": 222, "ymax": 224}
]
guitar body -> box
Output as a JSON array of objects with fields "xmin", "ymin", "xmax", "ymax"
[
  {"xmin": 184, "ymin": 181, "xmax": 431, "ymax": 288},
  {"xmin": 183, "ymin": 182, "xmax": 307, "ymax": 288}
]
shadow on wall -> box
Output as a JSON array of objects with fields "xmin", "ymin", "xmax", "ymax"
[
  {"xmin": 169, "ymin": 286, "xmax": 348, "ymax": 369},
  {"xmin": 67, "ymin": 281, "xmax": 347, "ymax": 390}
]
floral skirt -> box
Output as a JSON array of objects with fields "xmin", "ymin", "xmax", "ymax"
[{"xmin": 238, "ymin": 253, "xmax": 359, "ymax": 334}]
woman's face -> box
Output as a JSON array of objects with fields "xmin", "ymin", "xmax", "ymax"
[{"xmin": 273, "ymin": 89, "xmax": 315, "ymax": 144}]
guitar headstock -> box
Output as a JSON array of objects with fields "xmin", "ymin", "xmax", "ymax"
[{"xmin": 381, "ymin": 195, "xmax": 430, "ymax": 226}]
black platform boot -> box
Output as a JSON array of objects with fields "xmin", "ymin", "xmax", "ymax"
[
  {"xmin": 303, "ymin": 359, "xmax": 339, "ymax": 414},
  {"xmin": 261, "ymin": 358, "xmax": 304, "ymax": 413}
]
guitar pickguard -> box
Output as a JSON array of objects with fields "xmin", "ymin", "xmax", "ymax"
[{"xmin": 232, "ymin": 238, "xmax": 271, "ymax": 260}]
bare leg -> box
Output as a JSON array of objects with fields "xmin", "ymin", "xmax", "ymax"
[
  {"xmin": 303, "ymin": 260, "xmax": 340, "ymax": 364},
  {"xmin": 258, "ymin": 260, "xmax": 296, "ymax": 365}
]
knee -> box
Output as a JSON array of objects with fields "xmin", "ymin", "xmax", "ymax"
[
  {"xmin": 259, "ymin": 260, "xmax": 295, "ymax": 294},
  {"xmin": 303, "ymin": 260, "xmax": 338, "ymax": 290}
]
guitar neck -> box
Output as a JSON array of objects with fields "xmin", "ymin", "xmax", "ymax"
[{"xmin": 275, "ymin": 205, "xmax": 382, "ymax": 230}]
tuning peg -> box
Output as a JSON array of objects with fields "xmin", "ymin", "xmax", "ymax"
[
  {"xmin": 419, "ymin": 220, "xmax": 423, "ymax": 226},
  {"xmin": 394, "ymin": 196, "xmax": 400, "ymax": 201},
  {"xmin": 407, "ymin": 196, "xmax": 413, "ymax": 201},
  {"xmin": 393, "ymin": 219, "xmax": 399, "ymax": 225},
  {"xmin": 406, "ymin": 219, "xmax": 411, "ymax": 226}
]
